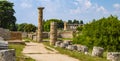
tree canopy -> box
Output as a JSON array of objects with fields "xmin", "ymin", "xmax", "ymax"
[
  {"xmin": 17, "ymin": 23, "xmax": 37, "ymax": 32},
  {"xmin": 0, "ymin": 1, "xmax": 16, "ymax": 31},
  {"xmin": 73, "ymin": 15, "xmax": 120, "ymax": 51}
]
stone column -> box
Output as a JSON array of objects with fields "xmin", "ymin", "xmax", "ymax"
[
  {"xmin": 50, "ymin": 22, "xmax": 57, "ymax": 45},
  {"xmin": 37, "ymin": 7, "xmax": 44, "ymax": 42},
  {"xmin": 64, "ymin": 22, "xmax": 67, "ymax": 30}
]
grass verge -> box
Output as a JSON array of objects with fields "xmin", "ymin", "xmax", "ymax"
[
  {"xmin": 9, "ymin": 44, "xmax": 35, "ymax": 61},
  {"xmin": 43, "ymin": 42, "xmax": 109, "ymax": 61}
]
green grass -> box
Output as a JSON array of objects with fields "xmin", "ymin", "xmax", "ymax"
[
  {"xmin": 45, "ymin": 46, "xmax": 54, "ymax": 51},
  {"xmin": 43, "ymin": 42, "xmax": 109, "ymax": 61},
  {"xmin": 9, "ymin": 44, "xmax": 35, "ymax": 61}
]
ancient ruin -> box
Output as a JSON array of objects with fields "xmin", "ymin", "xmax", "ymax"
[
  {"xmin": 37, "ymin": 7, "xmax": 44, "ymax": 42},
  {"xmin": 50, "ymin": 22, "xmax": 57, "ymax": 45}
]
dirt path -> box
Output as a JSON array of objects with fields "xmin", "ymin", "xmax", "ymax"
[{"xmin": 22, "ymin": 42, "xmax": 79, "ymax": 61}]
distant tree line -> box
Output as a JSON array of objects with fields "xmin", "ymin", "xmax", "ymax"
[
  {"xmin": 68, "ymin": 19, "xmax": 84, "ymax": 24},
  {"xmin": 16, "ymin": 23, "xmax": 37, "ymax": 32}
]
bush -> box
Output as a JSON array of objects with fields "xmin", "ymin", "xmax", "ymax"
[{"xmin": 73, "ymin": 15, "xmax": 120, "ymax": 51}]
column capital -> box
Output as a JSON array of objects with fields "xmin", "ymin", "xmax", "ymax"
[{"xmin": 38, "ymin": 7, "xmax": 44, "ymax": 10}]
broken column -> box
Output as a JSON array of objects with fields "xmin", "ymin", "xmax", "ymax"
[
  {"xmin": 50, "ymin": 22, "xmax": 57, "ymax": 45},
  {"xmin": 37, "ymin": 7, "xmax": 44, "ymax": 42},
  {"xmin": 64, "ymin": 22, "xmax": 67, "ymax": 30}
]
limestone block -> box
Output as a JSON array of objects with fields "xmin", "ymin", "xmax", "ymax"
[
  {"xmin": 66, "ymin": 45, "xmax": 77, "ymax": 51},
  {"xmin": 107, "ymin": 52, "xmax": 120, "ymax": 61},
  {"xmin": 60, "ymin": 43, "xmax": 68, "ymax": 48},
  {"xmin": 92, "ymin": 46, "xmax": 104, "ymax": 57},
  {"xmin": 0, "ymin": 37, "xmax": 4, "ymax": 40},
  {"xmin": 0, "ymin": 49, "xmax": 15, "ymax": 61},
  {"xmin": 77, "ymin": 45, "xmax": 88, "ymax": 53},
  {"xmin": 0, "ymin": 41, "xmax": 8, "ymax": 50},
  {"xmin": 63, "ymin": 41, "xmax": 72, "ymax": 45},
  {"xmin": 55, "ymin": 41, "xmax": 62, "ymax": 47}
]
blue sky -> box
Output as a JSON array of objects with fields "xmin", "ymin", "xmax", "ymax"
[{"xmin": 8, "ymin": 0, "xmax": 120, "ymax": 25}]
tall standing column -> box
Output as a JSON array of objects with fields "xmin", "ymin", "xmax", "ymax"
[
  {"xmin": 37, "ymin": 7, "xmax": 44, "ymax": 42},
  {"xmin": 50, "ymin": 22, "xmax": 57, "ymax": 45}
]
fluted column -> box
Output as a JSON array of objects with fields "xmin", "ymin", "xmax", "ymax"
[
  {"xmin": 37, "ymin": 7, "xmax": 44, "ymax": 42},
  {"xmin": 50, "ymin": 22, "xmax": 57, "ymax": 45}
]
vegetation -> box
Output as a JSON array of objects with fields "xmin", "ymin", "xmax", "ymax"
[
  {"xmin": 68, "ymin": 19, "xmax": 84, "ymax": 24},
  {"xmin": 17, "ymin": 23, "xmax": 37, "ymax": 32},
  {"xmin": 9, "ymin": 44, "xmax": 35, "ymax": 61},
  {"xmin": 73, "ymin": 15, "xmax": 120, "ymax": 51},
  {"xmin": 43, "ymin": 19, "xmax": 64, "ymax": 31},
  {"xmin": 43, "ymin": 42, "xmax": 108, "ymax": 61},
  {"xmin": 0, "ymin": 1, "xmax": 17, "ymax": 31}
]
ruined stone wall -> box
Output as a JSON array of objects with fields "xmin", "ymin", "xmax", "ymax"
[
  {"xmin": 10, "ymin": 32, "xmax": 22, "ymax": 40},
  {"xmin": 58, "ymin": 31, "xmax": 73, "ymax": 38},
  {"xmin": 0, "ymin": 28, "xmax": 10, "ymax": 40}
]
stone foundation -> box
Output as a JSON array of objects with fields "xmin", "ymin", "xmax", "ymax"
[
  {"xmin": 92, "ymin": 46, "xmax": 104, "ymax": 57},
  {"xmin": 0, "ymin": 49, "xmax": 15, "ymax": 61},
  {"xmin": 107, "ymin": 52, "xmax": 120, "ymax": 61}
]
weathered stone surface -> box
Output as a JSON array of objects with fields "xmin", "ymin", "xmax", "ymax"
[
  {"xmin": 55, "ymin": 41, "xmax": 62, "ymax": 47},
  {"xmin": 0, "ymin": 28, "xmax": 10, "ymax": 40},
  {"xmin": 0, "ymin": 37, "xmax": 4, "ymax": 40},
  {"xmin": 22, "ymin": 32, "xmax": 28, "ymax": 38},
  {"xmin": 37, "ymin": 7, "xmax": 44, "ymax": 42},
  {"xmin": 50, "ymin": 22, "xmax": 57, "ymax": 45},
  {"xmin": 0, "ymin": 49, "xmax": 15, "ymax": 61},
  {"xmin": 60, "ymin": 43, "xmax": 68, "ymax": 48},
  {"xmin": 107, "ymin": 52, "xmax": 120, "ymax": 61},
  {"xmin": 77, "ymin": 45, "xmax": 88, "ymax": 53},
  {"xmin": 66, "ymin": 45, "xmax": 77, "ymax": 51},
  {"xmin": 63, "ymin": 41, "xmax": 72, "ymax": 45},
  {"xmin": 0, "ymin": 41, "xmax": 8, "ymax": 50},
  {"xmin": 92, "ymin": 46, "xmax": 104, "ymax": 57}
]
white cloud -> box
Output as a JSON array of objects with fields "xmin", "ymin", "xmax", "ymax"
[
  {"xmin": 20, "ymin": 2, "xmax": 32, "ymax": 8},
  {"xmin": 71, "ymin": 0, "xmax": 108, "ymax": 14},
  {"xmin": 96, "ymin": 6, "xmax": 107, "ymax": 14},
  {"xmin": 113, "ymin": 3, "xmax": 120, "ymax": 9},
  {"xmin": 85, "ymin": 0, "xmax": 92, "ymax": 8}
]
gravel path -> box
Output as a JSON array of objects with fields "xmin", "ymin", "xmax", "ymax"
[{"xmin": 22, "ymin": 42, "xmax": 79, "ymax": 61}]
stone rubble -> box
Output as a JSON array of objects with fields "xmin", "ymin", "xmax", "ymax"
[{"xmin": 92, "ymin": 46, "xmax": 104, "ymax": 57}]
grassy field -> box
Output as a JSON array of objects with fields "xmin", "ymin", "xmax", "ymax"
[
  {"xmin": 9, "ymin": 44, "xmax": 35, "ymax": 61},
  {"xmin": 43, "ymin": 42, "xmax": 109, "ymax": 61}
]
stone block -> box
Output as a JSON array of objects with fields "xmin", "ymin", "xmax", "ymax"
[
  {"xmin": 0, "ymin": 37, "xmax": 4, "ymax": 40},
  {"xmin": 92, "ymin": 46, "xmax": 104, "ymax": 57},
  {"xmin": 55, "ymin": 41, "xmax": 62, "ymax": 47},
  {"xmin": 60, "ymin": 43, "xmax": 68, "ymax": 48},
  {"xmin": 66, "ymin": 45, "xmax": 77, "ymax": 51},
  {"xmin": 77, "ymin": 45, "xmax": 88, "ymax": 53},
  {"xmin": 0, "ymin": 41, "xmax": 8, "ymax": 50},
  {"xmin": 107, "ymin": 52, "xmax": 120, "ymax": 61},
  {"xmin": 0, "ymin": 49, "xmax": 15, "ymax": 61},
  {"xmin": 63, "ymin": 41, "xmax": 72, "ymax": 45}
]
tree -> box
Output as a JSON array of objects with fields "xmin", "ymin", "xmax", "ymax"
[
  {"xmin": 44, "ymin": 19, "xmax": 64, "ymax": 32},
  {"xmin": 79, "ymin": 20, "xmax": 84, "ymax": 24},
  {"xmin": 24, "ymin": 24, "xmax": 37, "ymax": 32},
  {"xmin": 17, "ymin": 23, "xmax": 37, "ymax": 32},
  {"xmin": 73, "ymin": 19, "xmax": 79, "ymax": 24},
  {"xmin": 0, "ymin": 1, "xmax": 16, "ymax": 31},
  {"xmin": 73, "ymin": 15, "xmax": 120, "ymax": 51},
  {"xmin": 17, "ymin": 23, "xmax": 27, "ymax": 32},
  {"xmin": 68, "ymin": 20, "xmax": 72, "ymax": 24}
]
